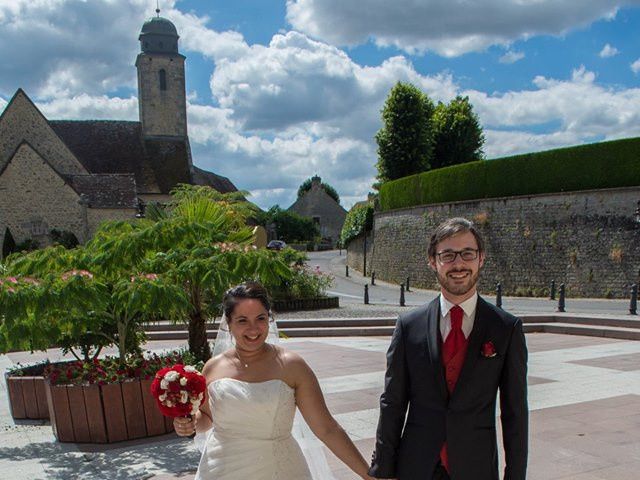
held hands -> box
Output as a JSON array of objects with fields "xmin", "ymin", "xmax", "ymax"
[{"xmin": 173, "ymin": 416, "xmax": 196, "ymax": 437}]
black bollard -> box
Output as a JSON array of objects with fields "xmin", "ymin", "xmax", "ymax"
[
  {"xmin": 400, "ymin": 283, "xmax": 406, "ymax": 307},
  {"xmin": 557, "ymin": 283, "xmax": 566, "ymax": 312},
  {"xmin": 496, "ymin": 282, "xmax": 502, "ymax": 309},
  {"xmin": 406, "ymin": 276, "xmax": 411, "ymax": 292},
  {"xmin": 371, "ymin": 271, "xmax": 376, "ymax": 286},
  {"xmin": 364, "ymin": 284, "xmax": 369, "ymax": 305},
  {"xmin": 550, "ymin": 280, "xmax": 556, "ymax": 300},
  {"xmin": 630, "ymin": 284, "xmax": 638, "ymax": 315},
  {"xmin": 345, "ymin": 265, "xmax": 349, "ymax": 277}
]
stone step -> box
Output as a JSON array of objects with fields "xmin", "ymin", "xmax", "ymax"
[
  {"xmin": 524, "ymin": 323, "xmax": 640, "ymax": 340},
  {"xmin": 143, "ymin": 316, "xmax": 640, "ymax": 341},
  {"xmin": 521, "ymin": 314, "xmax": 640, "ymax": 329},
  {"xmin": 144, "ymin": 317, "xmax": 398, "ymax": 332},
  {"xmin": 145, "ymin": 325, "xmax": 396, "ymax": 341}
]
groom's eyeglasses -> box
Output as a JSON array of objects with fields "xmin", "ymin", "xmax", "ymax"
[{"xmin": 436, "ymin": 249, "xmax": 479, "ymax": 263}]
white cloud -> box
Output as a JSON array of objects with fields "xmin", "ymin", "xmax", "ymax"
[
  {"xmin": 599, "ymin": 43, "xmax": 620, "ymax": 57},
  {"xmin": 38, "ymin": 94, "xmax": 138, "ymax": 120},
  {"xmin": 2, "ymin": 2, "xmax": 640, "ymax": 210},
  {"xmin": 286, "ymin": 0, "xmax": 639, "ymax": 56},
  {"xmin": 631, "ymin": 58, "xmax": 640, "ymax": 73},
  {"xmin": 0, "ymin": 0, "xmax": 159, "ymax": 98},
  {"xmin": 499, "ymin": 50, "xmax": 525, "ymax": 64}
]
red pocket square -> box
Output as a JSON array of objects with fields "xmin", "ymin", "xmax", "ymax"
[{"xmin": 481, "ymin": 341, "xmax": 497, "ymax": 357}]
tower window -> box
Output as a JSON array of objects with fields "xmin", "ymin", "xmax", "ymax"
[{"xmin": 159, "ymin": 69, "xmax": 167, "ymax": 90}]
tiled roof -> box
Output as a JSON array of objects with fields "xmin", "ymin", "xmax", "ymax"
[
  {"xmin": 68, "ymin": 174, "xmax": 138, "ymax": 209},
  {"xmin": 49, "ymin": 120, "xmax": 237, "ymax": 195},
  {"xmin": 50, "ymin": 120, "xmax": 164, "ymax": 193},
  {"xmin": 191, "ymin": 165, "xmax": 237, "ymax": 193}
]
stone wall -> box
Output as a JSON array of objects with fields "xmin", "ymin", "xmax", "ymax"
[
  {"xmin": 346, "ymin": 232, "xmax": 373, "ymax": 275},
  {"xmin": 0, "ymin": 144, "xmax": 88, "ymax": 248},
  {"xmin": 0, "ymin": 90, "xmax": 87, "ymax": 175},
  {"xmin": 136, "ymin": 54, "xmax": 187, "ymax": 138},
  {"xmin": 288, "ymin": 181, "xmax": 347, "ymax": 245},
  {"xmin": 348, "ymin": 187, "xmax": 640, "ymax": 298}
]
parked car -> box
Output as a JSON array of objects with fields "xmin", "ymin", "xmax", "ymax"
[{"xmin": 266, "ymin": 240, "xmax": 287, "ymax": 251}]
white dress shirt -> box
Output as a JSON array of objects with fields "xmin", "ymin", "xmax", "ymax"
[{"xmin": 439, "ymin": 292, "xmax": 478, "ymax": 341}]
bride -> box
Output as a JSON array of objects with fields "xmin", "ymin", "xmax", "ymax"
[{"xmin": 174, "ymin": 281, "xmax": 373, "ymax": 480}]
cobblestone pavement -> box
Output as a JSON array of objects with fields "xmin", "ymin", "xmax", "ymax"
[{"xmin": 2, "ymin": 332, "xmax": 639, "ymax": 480}]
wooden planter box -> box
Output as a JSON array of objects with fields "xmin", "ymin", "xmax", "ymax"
[
  {"xmin": 6, "ymin": 375, "xmax": 50, "ymax": 420},
  {"xmin": 272, "ymin": 296, "xmax": 339, "ymax": 312},
  {"xmin": 45, "ymin": 378, "xmax": 174, "ymax": 443}
]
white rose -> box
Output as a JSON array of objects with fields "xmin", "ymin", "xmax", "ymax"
[
  {"xmin": 159, "ymin": 393, "xmax": 167, "ymax": 402},
  {"xmin": 179, "ymin": 377, "xmax": 188, "ymax": 386},
  {"xmin": 166, "ymin": 400, "xmax": 173, "ymax": 407},
  {"xmin": 190, "ymin": 404, "xmax": 199, "ymax": 416},
  {"xmin": 184, "ymin": 365, "xmax": 197, "ymax": 373},
  {"xmin": 164, "ymin": 371, "xmax": 180, "ymax": 382},
  {"xmin": 180, "ymin": 391, "xmax": 189, "ymax": 403},
  {"xmin": 160, "ymin": 379, "xmax": 169, "ymax": 390}
]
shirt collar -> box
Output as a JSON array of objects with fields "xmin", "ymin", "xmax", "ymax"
[{"xmin": 439, "ymin": 291, "xmax": 478, "ymax": 319}]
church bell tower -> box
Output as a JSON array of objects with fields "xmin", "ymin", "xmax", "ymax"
[{"xmin": 135, "ymin": 9, "xmax": 187, "ymax": 139}]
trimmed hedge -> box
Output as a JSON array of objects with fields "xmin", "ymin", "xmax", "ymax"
[{"xmin": 380, "ymin": 137, "xmax": 640, "ymax": 211}]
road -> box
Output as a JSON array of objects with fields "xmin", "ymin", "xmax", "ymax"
[{"xmin": 306, "ymin": 250, "xmax": 636, "ymax": 317}]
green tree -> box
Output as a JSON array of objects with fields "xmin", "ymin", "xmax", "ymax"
[
  {"xmin": 262, "ymin": 206, "xmax": 319, "ymax": 243},
  {"xmin": 375, "ymin": 82, "xmax": 434, "ymax": 187},
  {"xmin": 431, "ymin": 96, "xmax": 485, "ymax": 169},
  {"xmin": 91, "ymin": 186, "xmax": 291, "ymax": 362},
  {"xmin": 297, "ymin": 177, "xmax": 340, "ymax": 204},
  {"xmin": 0, "ymin": 185, "xmax": 292, "ymax": 363}
]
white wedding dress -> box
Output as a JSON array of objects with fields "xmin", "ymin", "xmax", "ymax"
[{"xmin": 195, "ymin": 378, "xmax": 314, "ymax": 479}]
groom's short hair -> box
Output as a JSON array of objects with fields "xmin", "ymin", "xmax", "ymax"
[{"xmin": 428, "ymin": 217, "xmax": 485, "ymax": 259}]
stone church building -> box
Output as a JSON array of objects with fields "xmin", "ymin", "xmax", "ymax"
[
  {"xmin": 288, "ymin": 176, "xmax": 347, "ymax": 246},
  {"xmin": 0, "ymin": 14, "xmax": 236, "ymax": 253}
]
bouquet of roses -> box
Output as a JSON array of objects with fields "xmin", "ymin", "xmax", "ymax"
[{"xmin": 150, "ymin": 364, "xmax": 206, "ymax": 417}]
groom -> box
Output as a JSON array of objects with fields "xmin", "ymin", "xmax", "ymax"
[{"xmin": 369, "ymin": 217, "xmax": 528, "ymax": 480}]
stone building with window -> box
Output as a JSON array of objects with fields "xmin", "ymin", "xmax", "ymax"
[
  {"xmin": 0, "ymin": 14, "xmax": 236, "ymax": 254},
  {"xmin": 287, "ymin": 175, "xmax": 347, "ymax": 246}
]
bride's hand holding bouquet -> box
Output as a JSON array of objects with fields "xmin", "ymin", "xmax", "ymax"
[{"xmin": 150, "ymin": 364, "xmax": 207, "ymax": 436}]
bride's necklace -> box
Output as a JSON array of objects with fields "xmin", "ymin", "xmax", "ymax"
[
  {"xmin": 235, "ymin": 349, "xmax": 249, "ymax": 368},
  {"xmin": 235, "ymin": 344, "xmax": 268, "ymax": 368}
]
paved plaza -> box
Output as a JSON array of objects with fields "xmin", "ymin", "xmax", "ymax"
[{"xmin": 1, "ymin": 331, "xmax": 639, "ymax": 480}]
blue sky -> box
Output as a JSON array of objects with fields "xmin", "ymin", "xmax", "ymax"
[{"xmin": 1, "ymin": 0, "xmax": 639, "ymax": 209}]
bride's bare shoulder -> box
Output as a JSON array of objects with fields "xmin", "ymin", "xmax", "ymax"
[
  {"xmin": 273, "ymin": 345, "xmax": 313, "ymax": 377},
  {"xmin": 202, "ymin": 351, "xmax": 232, "ymax": 378}
]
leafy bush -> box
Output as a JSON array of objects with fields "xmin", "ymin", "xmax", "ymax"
[
  {"xmin": 380, "ymin": 136, "xmax": 640, "ymax": 210},
  {"xmin": 340, "ymin": 203, "xmax": 374, "ymax": 246},
  {"xmin": 269, "ymin": 265, "xmax": 334, "ymax": 300}
]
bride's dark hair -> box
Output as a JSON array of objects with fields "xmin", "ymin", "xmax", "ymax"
[{"xmin": 222, "ymin": 281, "xmax": 272, "ymax": 319}]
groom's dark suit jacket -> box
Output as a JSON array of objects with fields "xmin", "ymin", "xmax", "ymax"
[{"xmin": 369, "ymin": 296, "xmax": 528, "ymax": 480}]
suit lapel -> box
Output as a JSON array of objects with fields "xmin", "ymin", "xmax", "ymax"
[
  {"xmin": 425, "ymin": 296, "xmax": 448, "ymax": 401},
  {"xmin": 450, "ymin": 296, "xmax": 491, "ymax": 403}
]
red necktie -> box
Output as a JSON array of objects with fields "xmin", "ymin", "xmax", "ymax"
[
  {"xmin": 440, "ymin": 305, "xmax": 465, "ymax": 472},
  {"xmin": 443, "ymin": 305, "xmax": 465, "ymax": 367}
]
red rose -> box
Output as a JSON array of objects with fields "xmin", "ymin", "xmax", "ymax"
[{"xmin": 481, "ymin": 341, "xmax": 497, "ymax": 358}]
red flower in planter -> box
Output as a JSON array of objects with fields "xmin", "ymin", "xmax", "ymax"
[
  {"xmin": 481, "ymin": 341, "xmax": 497, "ymax": 358},
  {"xmin": 151, "ymin": 364, "xmax": 206, "ymax": 418}
]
